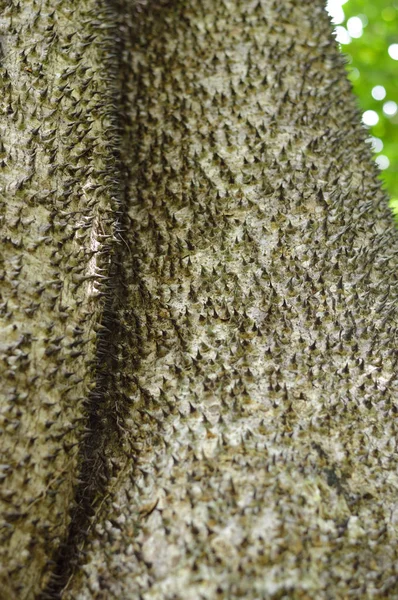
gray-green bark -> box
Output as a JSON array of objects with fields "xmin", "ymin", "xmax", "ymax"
[
  {"xmin": 1, "ymin": 0, "xmax": 398, "ymax": 599},
  {"xmin": 0, "ymin": 1, "xmax": 120, "ymax": 597}
]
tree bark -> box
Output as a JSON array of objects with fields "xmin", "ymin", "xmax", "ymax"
[
  {"xmin": 0, "ymin": 1, "xmax": 121, "ymax": 597},
  {"xmin": 2, "ymin": 0, "xmax": 398, "ymax": 599}
]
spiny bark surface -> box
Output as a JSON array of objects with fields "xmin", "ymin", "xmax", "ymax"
[
  {"xmin": 2, "ymin": 0, "xmax": 398, "ymax": 599},
  {"xmin": 58, "ymin": 1, "xmax": 398, "ymax": 599},
  {"xmin": 0, "ymin": 1, "xmax": 121, "ymax": 598}
]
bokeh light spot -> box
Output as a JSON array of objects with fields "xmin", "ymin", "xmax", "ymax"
[
  {"xmin": 335, "ymin": 26, "xmax": 351, "ymax": 44},
  {"xmin": 326, "ymin": 1, "xmax": 345, "ymax": 24},
  {"xmin": 375, "ymin": 155, "xmax": 390, "ymax": 170},
  {"xmin": 367, "ymin": 136, "xmax": 384, "ymax": 153},
  {"xmin": 347, "ymin": 16, "xmax": 364, "ymax": 38},
  {"xmin": 388, "ymin": 43, "xmax": 398, "ymax": 60},
  {"xmin": 383, "ymin": 100, "xmax": 398, "ymax": 116},
  {"xmin": 348, "ymin": 67, "xmax": 360, "ymax": 81},
  {"xmin": 358, "ymin": 14, "xmax": 369, "ymax": 26},
  {"xmin": 371, "ymin": 85, "xmax": 386, "ymax": 100},
  {"xmin": 326, "ymin": 0, "xmax": 349, "ymax": 24},
  {"xmin": 382, "ymin": 7, "xmax": 396, "ymax": 21},
  {"xmin": 362, "ymin": 110, "xmax": 379, "ymax": 126}
]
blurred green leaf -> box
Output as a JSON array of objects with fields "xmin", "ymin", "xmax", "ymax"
[{"xmin": 328, "ymin": 0, "xmax": 398, "ymax": 212}]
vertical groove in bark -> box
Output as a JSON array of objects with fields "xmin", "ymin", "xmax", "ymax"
[{"xmin": 40, "ymin": 4, "xmax": 135, "ymax": 596}]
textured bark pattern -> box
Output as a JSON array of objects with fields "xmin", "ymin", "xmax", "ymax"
[
  {"xmin": 0, "ymin": 1, "xmax": 120, "ymax": 597},
  {"xmin": 62, "ymin": 1, "xmax": 398, "ymax": 599},
  {"xmin": 2, "ymin": 0, "xmax": 398, "ymax": 598}
]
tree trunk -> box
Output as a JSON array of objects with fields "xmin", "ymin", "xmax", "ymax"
[
  {"xmin": 0, "ymin": 1, "xmax": 121, "ymax": 597},
  {"xmin": 2, "ymin": 0, "xmax": 398, "ymax": 599}
]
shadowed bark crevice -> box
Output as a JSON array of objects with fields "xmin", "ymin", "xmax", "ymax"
[
  {"xmin": 39, "ymin": 251, "xmax": 130, "ymax": 600},
  {"xmin": 38, "ymin": 3, "xmax": 134, "ymax": 597}
]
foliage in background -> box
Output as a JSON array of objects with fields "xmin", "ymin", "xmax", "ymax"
[{"xmin": 327, "ymin": 0, "xmax": 398, "ymax": 215}]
